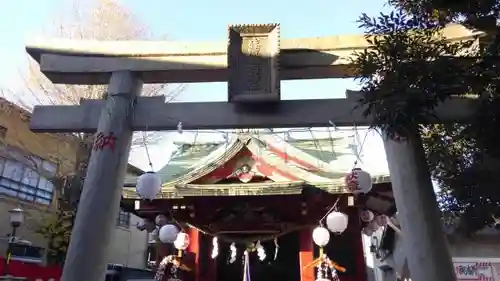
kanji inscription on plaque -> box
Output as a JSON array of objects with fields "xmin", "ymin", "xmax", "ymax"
[{"xmin": 228, "ymin": 24, "xmax": 280, "ymax": 103}]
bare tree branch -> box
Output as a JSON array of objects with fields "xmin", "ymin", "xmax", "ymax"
[
  {"xmin": 2, "ymin": 0, "xmax": 184, "ymax": 263},
  {"xmin": 20, "ymin": 0, "xmax": 185, "ymax": 144}
]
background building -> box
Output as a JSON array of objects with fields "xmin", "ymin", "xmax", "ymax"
[
  {"xmin": 366, "ymin": 217, "xmax": 500, "ymax": 281},
  {"xmin": 0, "ymin": 97, "xmax": 148, "ymax": 269}
]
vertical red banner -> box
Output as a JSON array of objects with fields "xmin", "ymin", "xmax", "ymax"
[
  {"xmin": 187, "ymin": 228, "xmax": 200, "ymax": 281},
  {"xmin": 299, "ymin": 227, "xmax": 315, "ymax": 281}
]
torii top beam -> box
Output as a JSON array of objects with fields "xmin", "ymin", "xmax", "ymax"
[
  {"xmin": 26, "ymin": 24, "xmax": 480, "ymax": 85},
  {"xmin": 27, "ymin": 23, "xmax": 480, "ymax": 133}
]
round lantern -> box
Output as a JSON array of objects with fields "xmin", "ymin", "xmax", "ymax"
[
  {"xmin": 312, "ymin": 226, "xmax": 330, "ymax": 247},
  {"xmin": 136, "ymin": 172, "xmax": 162, "ymax": 200},
  {"xmin": 326, "ymin": 211, "xmax": 349, "ymax": 233},
  {"xmin": 155, "ymin": 214, "xmax": 168, "ymax": 226},
  {"xmin": 345, "ymin": 168, "xmax": 373, "ymax": 194},
  {"xmin": 158, "ymin": 224, "xmax": 179, "ymax": 243},
  {"xmin": 174, "ymin": 232, "xmax": 190, "ymax": 250},
  {"xmin": 360, "ymin": 210, "xmax": 375, "ymax": 222}
]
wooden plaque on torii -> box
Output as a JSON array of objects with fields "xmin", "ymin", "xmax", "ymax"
[{"xmin": 228, "ymin": 24, "xmax": 280, "ymax": 103}]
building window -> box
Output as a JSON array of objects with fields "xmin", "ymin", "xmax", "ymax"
[
  {"xmin": 0, "ymin": 157, "xmax": 55, "ymax": 205},
  {"xmin": 116, "ymin": 209, "xmax": 130, "ymax": 228}
]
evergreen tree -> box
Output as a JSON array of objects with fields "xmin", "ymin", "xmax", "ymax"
[{"xmin": 354, "ymin": 0, "xmax": 500, "ymax": 234}]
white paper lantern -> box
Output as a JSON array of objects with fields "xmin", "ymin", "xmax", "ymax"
[
  {"xmin": 159, "ymin": 224, "xmax": 179, "ymax": 243},
  {"xmin": 312, "ymin": 226, "xmax": 330, "ymax": 247},
  {"xmin": 326, "ymin": 211, "xmax": 349, "ymax": 233},
  {"xmin": 360, "ymin": 210, "xmax": 375, "ymax": 222},
  {"xmin": 136, "ymin": 172, "xmax": 162, "ymax": 200},
  {"xmin": 345, "ymin": 168, "xmax": 373, "ymax": 194},
  {"xmin": 174, "ymin": 232, "xmax": 190, "ymax": 250}
]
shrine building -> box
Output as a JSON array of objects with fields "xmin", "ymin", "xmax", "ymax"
[{"xmin": 121, "ymin": 131, "xmax": 396, "ymax": 281}]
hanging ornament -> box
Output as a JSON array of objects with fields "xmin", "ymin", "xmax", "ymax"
[
  {"xmin": 158, "ymin": 224, "xmax": 179, "ymax": 243},
  {"xmin": 173, "ymin": 232, "xmax": 190, "ymax": 251},
  {"xmin": 360, "ymin": 210, "xmax": 375, "ymax": 222},
  {"xmin": 345, "ymin": 168, "xmax": 372, "ymax": 194},
  {"xmin": 317, "ymin": 261, "xmax": 325, "ymax": 281},
  {"xmin": 312, "ymin": 226, "xmax": 330, "ymax": 247},
  {"xmin": 211, "ymin": 237, "xmax": 219, "ymax": 259},
  {"xmin": 322, "ymin": 255, "xmax": 341, "ymax": 281},
  {"xmin": 375, "ymin": 215, "xmax": 388, "ymax": 227},
  {"xmin": 309, "ymin": 253, "xmax": 344, "ymax": 281},
  {"xmin": 256, "ymin": 240, "xmax": 266, "ymax": 261},
  {"xmin": 136, "ymin": 172, "xmax": 162, "ymax": 200},
  {"xmin": 326, "ymin": 211, "xmax": 349, "ymax": 233},
  {"xmin": 153, "ymin": 255, "xmax": 171, "ymax": 281},
  {"xmin": 229, "ymin": 243, "xmax": 237, "ymax": 263},
  {"xmin": 155, "ymin": 214, "xmax": 168, "ymax": 226}
]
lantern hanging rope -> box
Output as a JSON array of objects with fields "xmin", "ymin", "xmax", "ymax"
[
  {"xmin": 136, "ymin": 133, "xmax": 162, "ymax": 200},
  {"xmin": 318, "ymin": 196, "xmax": 341, "ymax": 227},
  {"xmin": 184, "ymin": 222, "xmax": 303, "ymax": 243},
  {"xmin": 351, "ymin": 124, "xmax": 370, "ymax": 170}
]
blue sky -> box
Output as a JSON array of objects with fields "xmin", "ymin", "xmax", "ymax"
[{"xmin": 0, "ymin": 0, "xmax": 393, "ymax": 172}]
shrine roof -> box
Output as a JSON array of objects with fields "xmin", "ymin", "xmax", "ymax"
[{"xmin": 122, "ymin": 132, "xmax": 390, "ymax": 199}]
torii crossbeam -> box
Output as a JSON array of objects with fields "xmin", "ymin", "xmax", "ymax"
[{"xmin": 27, "ymin": 23, "xmax": 475, "ymax": 281}]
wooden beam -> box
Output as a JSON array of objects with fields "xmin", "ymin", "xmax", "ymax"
[
  {"xmin": 26, "ymin": 24, "xmax": 482, "ymax": 84},
  {"xmin": 30, "ymin": 95, "xmax": 476, "ymax": 133}
]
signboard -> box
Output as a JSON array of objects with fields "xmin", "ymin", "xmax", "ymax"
[
  {"xmin": 0, "ymin": 258, "xmax": 61, "ymax": 281},
  {"xmin": 454, "ymin": 259, "xmax": 500, "ymax": 281},
  {"xmin": 227, "ymin": 24, "xmax": 280, "ymax": 103}
]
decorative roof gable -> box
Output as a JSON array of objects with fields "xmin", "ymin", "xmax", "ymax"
[{"xmin": 122, "ymin": 133, "xmax": 390, "ymax": 199}]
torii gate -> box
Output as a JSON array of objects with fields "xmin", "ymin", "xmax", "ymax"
[{"xmin": 26, "ymin": 24, "xmax": 477, "ymax": 281}]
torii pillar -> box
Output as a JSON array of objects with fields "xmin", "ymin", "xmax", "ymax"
[
  {"xmin": 383, "ymin": 132, "xmax": 456, "ymax": 281},
  {"xmin": 62, "ymin": 71, "xmax": 142, "ymax": 281},
  {"xmin": 25, "ymin": 24, "xmax": 477, "ymax": 281}
]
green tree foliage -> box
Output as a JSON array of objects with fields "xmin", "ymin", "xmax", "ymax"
[
  {"xmin": 35, "ymin": 144, "xmax": 89, "ymax": 265},
  {"xmin": 353, "ymin": 0, "xmax": 500, "ymax": 234}
]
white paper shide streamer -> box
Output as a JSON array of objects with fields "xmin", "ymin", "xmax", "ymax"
[
  {"xmin": 229, "ymin": 243, "xmax": 237, "ymax": 263},
  {"xmin": 256, "ymin": 240, "xmax": 266, "ymax": 261}
]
